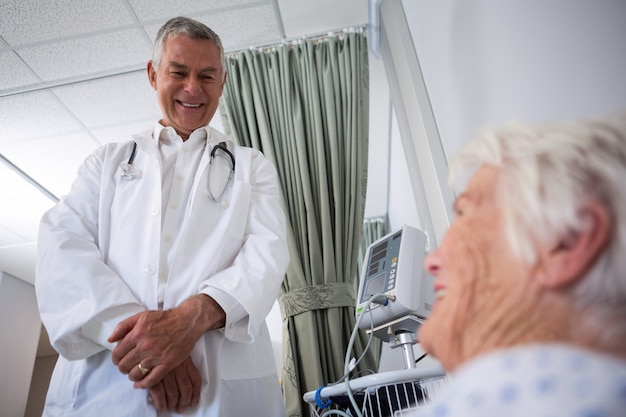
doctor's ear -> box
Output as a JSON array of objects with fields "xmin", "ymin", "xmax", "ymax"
[
  {"xmin": 147, "ymin": 61, "xmax": 158, "ymax": 90},
  {"xmin": 538, "ymin": 200, "xmax": 611, "ymax": 289}
]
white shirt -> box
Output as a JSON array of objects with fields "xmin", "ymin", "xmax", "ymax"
[{"xmin": 36, "ymin": 123, "xmax": 289, "ymax": 416}]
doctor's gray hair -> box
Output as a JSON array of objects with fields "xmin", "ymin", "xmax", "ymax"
[
  {"xmin": 151, "ymin": 16, "xmax": 225, "ymax": 71},
  {"xmin": 449, "ymin": 110, "xmax": 626, "ymax": 341}
]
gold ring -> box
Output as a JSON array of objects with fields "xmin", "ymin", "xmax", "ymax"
[{"xmin": 138, "ymin": 363, "xmax": 150, "ymax": 376}]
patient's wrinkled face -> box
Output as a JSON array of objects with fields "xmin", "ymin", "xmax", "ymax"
[{"xmin": 418, "ymin": 165, "xmax": 535, "ymax": 371}]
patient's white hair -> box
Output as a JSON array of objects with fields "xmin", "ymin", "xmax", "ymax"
[{"xmin": 449, "ymin": 110, "xmax": 626, "ymax": 341}]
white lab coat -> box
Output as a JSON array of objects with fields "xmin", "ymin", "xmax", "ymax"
[{"xmin": 35, "ymin": 126, "xmax": 289, "ymax": 417}]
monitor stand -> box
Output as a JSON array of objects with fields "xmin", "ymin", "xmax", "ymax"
[{"xmin": 367, "ymin": 314, "xmax": 424, "ymax": 369}]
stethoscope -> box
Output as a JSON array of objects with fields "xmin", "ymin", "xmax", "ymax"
[
  {"xmin": 206, "ymin": 141, "xmax": 235, "ymax": 203},
  {"xmin": 119, "ymin": 141, "xmax": 235, "ymax": 204}
]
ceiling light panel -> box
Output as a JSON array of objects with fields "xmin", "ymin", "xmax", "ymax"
[
  {"xmin": 0, "ymin": 131, "xmax": 99, "ymax": 198},
  {"xmin": 0, "ymin": 224, "xmax": 26, "ymax": 248},
  {"xmin": 0, "ymin": 163, "xmax": 56, "ymax": 243}
]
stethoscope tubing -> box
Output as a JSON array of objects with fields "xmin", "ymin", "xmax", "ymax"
[{"xmin": 119, "ymin": 140, "xmax": 235, "ymax": 205}]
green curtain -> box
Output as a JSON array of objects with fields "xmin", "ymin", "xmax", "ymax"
[{"xmin": 218, "ymin": 29, "xmax": 374, "ymax": 417}]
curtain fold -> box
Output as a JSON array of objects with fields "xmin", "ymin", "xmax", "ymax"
[{"xmin": 219, "ymin": 29, "xmax": 374, "ymax": 417}]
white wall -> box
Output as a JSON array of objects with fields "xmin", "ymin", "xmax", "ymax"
[
  {"xmin": 0, "ymin": 272, "xmax": 41, "ymax": 417},
  {"xmin": 403, "ymin": 0, "xmax": 626, "ymax": 160},
  {"xmin": 363, "ymin": 43, "xmax": 393, "ymax": 220}
]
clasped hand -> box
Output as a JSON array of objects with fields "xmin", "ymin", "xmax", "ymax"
[{"xmin": 107, "ymin": 298, "xmax": 206, "ymax": 412}]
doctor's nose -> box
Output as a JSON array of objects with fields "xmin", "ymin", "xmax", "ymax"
[{"xmin": 184, "ymin": 77, "xmax": 202, "ymax": 96}]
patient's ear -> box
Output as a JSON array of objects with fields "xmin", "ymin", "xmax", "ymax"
[{"xmin": 538, "ymin": 200, "xmax": 611, "ymax": 289}]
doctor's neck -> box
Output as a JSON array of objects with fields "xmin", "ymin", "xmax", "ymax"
[{"xmin": 158, "ymin": 120, "xmax": 196, "ymax": 142}]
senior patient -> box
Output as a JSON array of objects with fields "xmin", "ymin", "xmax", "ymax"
[{"xmin": 416, "ymin": 112, "xmax": 626, "ymax": 416}]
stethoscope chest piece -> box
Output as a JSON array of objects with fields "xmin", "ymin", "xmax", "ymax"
[
  {"xmin": 119, "ymin": 163, "xmax": 138, "ymax": 180},
  {"xmin": 120, "ymin": 141, "xmax": 139, "ymax": 180}
]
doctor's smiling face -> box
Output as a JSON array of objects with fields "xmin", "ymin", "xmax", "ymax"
[
  {"xmin": 147, "ymin": 34, "xmax": 227, "ymax": 140},
  {"xmin": 418, "ymin": 165, "xmax": 543, "ymax": 371}
]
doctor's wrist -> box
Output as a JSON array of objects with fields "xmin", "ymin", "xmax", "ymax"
[{"xmin": 189, "ymin": 294, "xmax": 226, "ymax": 334}]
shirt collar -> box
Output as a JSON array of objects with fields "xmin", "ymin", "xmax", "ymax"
[{"xmin": 152, "ymin": 122, "xmax": 211, "ymax": 146}]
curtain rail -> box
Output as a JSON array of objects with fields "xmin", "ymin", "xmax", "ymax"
[{"xmin": 226, "ymin": 24, "xmax": 368, "ymax": 54}]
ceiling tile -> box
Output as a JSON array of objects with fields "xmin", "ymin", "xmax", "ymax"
[
  {"xmin": 128, "ymin": 0, "xmax": 259, "ymax": 22},
  {"xmin": 278, "ymin": 0, "xmax": 367, "ymax": 38},
  {"xmin": 143, "ymin": 5, "xmax": 283, "ymax": 52},
  {"xmin": 52, "ymin": 72, "xmax": 161, "ymax": 128},
  {"xmin": 0, "ymin": 0, "xmax": 136, "ymax": 46},
  {"xmin": 0, "ymin": 51, "xmax": 41, "ymax": 92},
  {"xmin": 204, "ymin": 5, "xmax": 283, "ymax": 50},
  {"xmin": 0, "ymin": 91, "xmax": 83, "ymax": 143},
  {"xmin": 17, "ymin": 29, "xmax": 151, "ymax": 83},
  {"xmin": 0, "ymin": 132, "xmax": 99, "ymax": 198}
]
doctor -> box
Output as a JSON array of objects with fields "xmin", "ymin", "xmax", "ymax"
[{"xmin": 36, "ymin": 16, "xmax": 289, "ymax": 416}]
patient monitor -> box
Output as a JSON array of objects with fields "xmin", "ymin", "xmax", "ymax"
[{"xmin": 355, "ymin": 225, "xmax": 435, "ymax": 366}]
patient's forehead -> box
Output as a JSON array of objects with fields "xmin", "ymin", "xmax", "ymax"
[{"xmin": 453, "ymin": 166, "xmax": 501, "ymax": 211}]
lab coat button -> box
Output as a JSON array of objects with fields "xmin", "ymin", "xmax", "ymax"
[
  {"xmin": 164, "ymin": 235, "xmax": 172, "ymax": 243},
  {"xmin": 144, "ymin": 264, "xmax": 156, "ymax": 275},
  {"xmin": 151, "ymin": 208, "xmax": 160, "ymax": 216}
]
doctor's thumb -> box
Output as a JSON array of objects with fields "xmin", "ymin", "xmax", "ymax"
[{"xmin": 107, "ymin": 315, "xmax": 140, "ymax": 343}]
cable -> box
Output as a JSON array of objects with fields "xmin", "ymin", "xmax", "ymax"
[
  {"xmin": 327, "ymin": 303, "xmax": 376, "ymax": 387},
  {"xmin": 415, "ymin": 352, "xmax": 428, "ymax": 365},
  {"xmin": 315, "ymin": 292, "xmax": 391, "ymax": 417}
]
